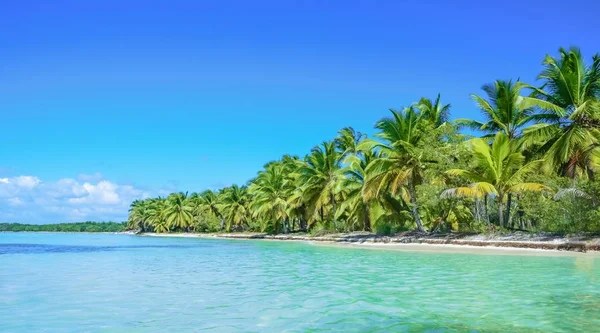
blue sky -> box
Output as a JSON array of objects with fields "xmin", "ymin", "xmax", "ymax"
[{"xmin": 1, "ymin": 0, "xmax": 598, "ymax": 223}]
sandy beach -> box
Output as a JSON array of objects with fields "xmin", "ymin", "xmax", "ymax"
[{"xmin": 138, "ymin": 232, "xmax": 600, "ymax": 256}]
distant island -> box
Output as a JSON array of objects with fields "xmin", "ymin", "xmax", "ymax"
[{"xmin": 0, "ymin": 222, "xmax": 126, "ymax": 233}]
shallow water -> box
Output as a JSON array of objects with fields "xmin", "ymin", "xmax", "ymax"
[{"xmin": 1, "ymin": 233, "xmax": 599, "ymax": 332}]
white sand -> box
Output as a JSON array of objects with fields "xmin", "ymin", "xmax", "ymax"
[{"xmin": 138, "ymin": 232, "xmax": 600, "ymax": 257}]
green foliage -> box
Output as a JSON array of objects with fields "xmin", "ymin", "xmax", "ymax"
[
  {"xmin": 192, "ymin": 213, "xmax": 221, "ymax": 233},
  {"xmin": 0, "ymin": 222, "xmax": 126, "ymax": 232},
  {"xmin": 295, "ymin": 141, "xmax": 344, "ymax": 229},
  {"xmin": 524, "ymin": 47, "xmax": 600, "ymax": 179},
  {"xmin": 517, "ymin": 174, "xmax": 600, "ymax": 233},
  {"xmin": 126, "ymin": 46, "xmax": 600, "ymax": 235}
]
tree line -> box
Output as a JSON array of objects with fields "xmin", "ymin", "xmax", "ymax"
[
  {"xmin": 127, "ymin": 46, "xmax": 600, "ymax": 235},
  {"xmin": 0, "ymin": 222, "xmax": 126, "ymax": 232}
]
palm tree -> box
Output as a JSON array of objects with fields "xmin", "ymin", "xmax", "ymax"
[
  {"xmin": 127, "ymin": 199, "xmax": 151, "ymax": 232},
  {"xmin": 192, "ymin": 190, "xmax": 225, "ymax": 230},
  {"xmin": 273, "ymin": 155, "xmax": 309, "ymax": 231},
  {"xmin": 417, "ymin": 94, "xmax": 451, "ymax": 128},
  {"xmin": 220, "ymin": 185, "xmax": 250, "ymax": 231},
  {"xmin": 335, "ymin": 127, "xmax": 365, "ymax": 159},
  {"xmin": 152, "ymin": 217, "xmax": 170, "ymax": 233},
  {"xmin": 164, "ymin": 192, "xmax": 194, "ymax": 231},
  {"xmin": 295, "ymin": 141, "xmax": 344, "ymax": 229},
  {"xmin": 443, "ymin": 132, "xmax": 549, "ymax": 227},
  {"xmin": 456, "ymin": 79, "xmax": 562, "ymax": 139},
  {"xmin": 361, "ymin": 107, "xmax": 430, "ymax": 232},
  {"xmin": 249, "ymin": 161, "xmax": 291, "ymax": 233},
  {"xmin": 524, "ymin": 47, "xmax": 600, "ymax": 179},
  {"xmin": 147, "ymin": 197, "xmax": 168, "ymax": 233},
  {"xmin": 337, "ymin": 150, "xmax": 378, "ymax": 231}
]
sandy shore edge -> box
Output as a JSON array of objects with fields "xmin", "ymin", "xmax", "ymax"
[{"xmin": 137, "ymin": 232, "xmax": 600, "ymax": 256}]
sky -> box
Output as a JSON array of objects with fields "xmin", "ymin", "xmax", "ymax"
[{"xmin": 1, "ymin": 0, "xmax": 599, "ymax": 223}]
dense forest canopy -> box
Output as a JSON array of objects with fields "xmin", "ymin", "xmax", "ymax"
[
  {"xmin": 0, "ymin": 222, "xmax": 126, "ymax": 232},
  {"xmin": 127, "ymin": 46, "xmax": 600, "ymax": 235}
]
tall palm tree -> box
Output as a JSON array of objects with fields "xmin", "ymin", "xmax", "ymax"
[
  {"xmin": 249, "ymin": 161, "xmax": 292, "ymax": 233},
  {"xmin": 524, "ymin": 47, "xmax": 600, "ymax": 180},
  {"xmin": 417, "ymin": 94, "xmax": 451, "ymax": 128},
  {"xmin": 443, "ymin": 132, "xmax": 549, "ymax": 227},
  {"xmin": 220, "ymin": 185, "xmax": 250, "ymax": 231},
  {"xmin": 337, "ymin": 150, "xmax": 378, "ymax": 231},
  {"xmin": 361, "ymin": 107, "xmax": 430, "ymax": 232},
  {"xmin": 295, "ymin": 141, "xmax": 344, "ymax": 229},
  {"xmin": 164, "ymin": 192, "xmax": 194, "ymax": 231},
  {"xmin": 456, "ymin": 79, "xmax": 561, "ymax": 139},
  {"xmin": 280, "ymin": 156, "xmax": 309, "ymax": 231}
]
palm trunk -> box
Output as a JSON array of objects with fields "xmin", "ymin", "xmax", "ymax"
[
  {"xmin": 497, "ymin": 194, "xmax": 505, "ymax": 228},
  {"xmin": 519, "ymin": 209, "xmax": 525, "ymax": 230},
  {"xmin": 484, "ymin": 195, "xmax": 490, "ymax": 226},
  {"xmin": 505, "ymin": 193, "xmax": 512, "ymax": 228},
  {"xmin": 408, "ymin": 181, "xmax": 426, "ymax": 232},
  {"xmin": 283, "ymin": 218, "xmax": 289, "ymax": 234},
  {"xmin": 364, "ymin": 204, "xmax": 371, "ymax": 231},
  {"xmin": 587, "ymin": 167, "xmax": 595, "ymax": 181},
  {"xmin": 219, "ymin": 217, "xmax": 225, "ymax": 231},
  {"xmin": 331, "ymin": 194, "xmax": 337, "ymax": 231}
]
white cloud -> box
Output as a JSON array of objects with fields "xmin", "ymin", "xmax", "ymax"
[
  {"xmin": 0, "ymin": 176, "xmax": 41, "ymax": 189},
  {"xmin": 68, "ymin": 180, "xmax": 120, "ymax": 205},
  {"xmin": 13, "ymin": 176, "xmax": 41, "ymax": 189},
  {"xmin": 0, "ymin": 174, "xmax": 152, "ymax": 223}
]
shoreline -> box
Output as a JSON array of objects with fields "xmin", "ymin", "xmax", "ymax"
[{"xmin": 138, "ymin": 231, "xmax": 600, "ymax": 256}]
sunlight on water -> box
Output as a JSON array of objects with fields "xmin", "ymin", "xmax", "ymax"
[{"xmin": 1, "ymin": 233, "xmax": 599, "ymax": 332}]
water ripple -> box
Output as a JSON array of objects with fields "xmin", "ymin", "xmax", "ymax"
[
  {"xmin": 0, "ymin": 233, "xmax": 599, "ymax": 332},
  {"xmin": 0, "ymin": 243, "xmax": 202, "ymax": 254}
]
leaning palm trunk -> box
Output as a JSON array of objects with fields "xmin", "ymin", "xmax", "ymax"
[{"xmin": 408, "ymin": 181, "xmax": 426, "ymax": 232}]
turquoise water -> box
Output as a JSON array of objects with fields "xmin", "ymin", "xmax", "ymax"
[{"xmin": 1, "ymin": 233, "xmax": 599, "ymax": 332}]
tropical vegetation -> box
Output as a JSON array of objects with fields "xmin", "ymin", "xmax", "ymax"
[
  {"xmin": 0, "ymin": 222, "xmax": 126, "ymax": 232},
  {"xmin": 127, "ymin": 46, "xmax": 600, "ymax": 235}
]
